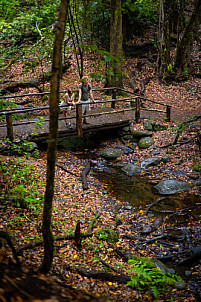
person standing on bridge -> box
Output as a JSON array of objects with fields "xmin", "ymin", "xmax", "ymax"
[
  {"xmin": 60, "ymin": 88, "xmax": 75, "ymax": 129},
  {"xmin": 77, "ymin": 76, "xmax": 95, "ymax": 124}
]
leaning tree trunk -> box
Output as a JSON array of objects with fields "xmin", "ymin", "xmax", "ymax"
[
  {"xmin": 106, "ymin": 0, "xmax": 123, "ymax": 88},
  {"xmin": 40, "ymin": 0, "xmax": 69, "ymax": 274},
  {"xmin": 174, "ymin": 0, "xmax": 201, "ymax": 78}
]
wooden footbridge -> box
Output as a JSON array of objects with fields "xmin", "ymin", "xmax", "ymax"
[{"xmin": 0, "ymin": 87, "xmax": 171, "ymax": 142}]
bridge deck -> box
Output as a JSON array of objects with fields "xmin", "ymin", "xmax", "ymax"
[{"xmin": 1, "ymin": 106, "xmax": 142, "ymax": 142}]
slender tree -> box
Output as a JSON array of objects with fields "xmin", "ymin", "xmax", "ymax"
[{"xmin": 40, "ymin": 0, "xmax": 69, "ymax": 274}]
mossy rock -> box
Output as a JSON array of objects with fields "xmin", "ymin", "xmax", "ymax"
[{"xmin": 138, "ymin": 137, "xmax": 154, "ymax": 149}]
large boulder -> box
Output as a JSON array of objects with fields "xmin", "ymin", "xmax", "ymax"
[
  {"xmin": 154, "ymin": 180, "xmax": 193, "ymax": 195},
  {"xmin": 138, "ymin": 137, "xmax": 154, "ymax": 149},
  {"xmin": 98, "ymin": 147, "xmax": 123, "ymax": 160}
]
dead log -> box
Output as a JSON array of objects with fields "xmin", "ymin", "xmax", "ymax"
[
  {"xmin": 16, "ymin": 232, "xmax": 92, "ymax": 255},
  {"xmin": 0, "ymin": 79, "xmax": 43, "ymax": 95},
  {"xmin": 81, "ymin": 161, "xmax": 91, "ymax": 190},
  {"xmin": 76, "ymin": 267, "xmax": 131, "ymax": 284}
]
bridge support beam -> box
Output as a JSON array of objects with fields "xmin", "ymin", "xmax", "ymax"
[
  {"xmin": 135, "ymin": 98, "xmax": 141, "ymax": 123},
  {"xmin": 76, "ymin": 104, "xmax": 83, "ymax": 138},
  {"xmin": 6, "ymin": 114, "xmax": 14, "ymax": 141}
]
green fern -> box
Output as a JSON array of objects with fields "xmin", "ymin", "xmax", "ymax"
[{"xmin": 127, "ymin": 258, "xmax": 182, "ymax": 298}]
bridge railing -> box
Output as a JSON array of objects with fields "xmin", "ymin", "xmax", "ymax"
[{"xmin": 0, "ymin": 87, "xmax": 171, "ymax": 140}]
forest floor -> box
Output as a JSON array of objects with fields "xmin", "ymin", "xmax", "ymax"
[{"xmin": 0, "ymin": 27, "xmax": 201, "ymax": 302}]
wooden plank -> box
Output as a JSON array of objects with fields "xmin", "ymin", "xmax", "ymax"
[{"xmin": 31, "ymin": 120, "xmax": 130, "ymax": 142}]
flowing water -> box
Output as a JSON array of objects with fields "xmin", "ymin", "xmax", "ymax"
[{"xmin": 92, "ymin": 160, "xmax": 201, "ymax": 225}]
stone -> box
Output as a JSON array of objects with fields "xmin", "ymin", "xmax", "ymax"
[
  {"xmin": 162, "ymin": 156, "xmax": 171, "ymax": 163},
  {"xmin": 141, "ymin": 226, "xmax": 152, "ymax": 235},
  {"xmin": 187, "ymin": 173, "xmax": 199, "ymax": 180},
  {"xmin": 121, "ymin": 163, "xmax": 142, "ymax": 176},
  {"xmin": 194, "ymin": 179, "xmax": 201, "ymax": 186},
  {"xmin": 141, "ymin": 157, "xmax": 160, "ymax": 169},
  {"xmin": 153, "ymin": 122, "xmax": 168, "ymax": 131},
  {"xmin": 131, "ymin": 129, "xmax": 153, "ymax": 137},
  {"xmin": 144, "ymin": 120, "xmax": 153, "ymax": 131},
  {"xmin": 174, "ymin": 281, "xmax": 187, "ymax": 290},
  {"xmin": 98, "ymin": 147, "xmax": 123, "ymax": 160},
  {"xmin": 22, "ymin": 141, "xmax": 38, "ymax": 152},
  {"xmin": 154, "ymin": 180, "xmax": 193, "ymax": 195},
  {"xmin": 124, "ymin": 205, "xmax": 132, "ymax": 210},
  {"xmin": 138, "ymin": 137, "xmax": 154, "ymax": 149}
]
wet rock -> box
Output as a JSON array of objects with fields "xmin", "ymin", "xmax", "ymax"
[
  {"xmin": 153, "ymin": 216, "xmax": 163, "ymax": 228},
  {"xmin": 187, "ymin": 173, "xmax": 199, "ymax": 180},
  {"xmin": 124, "ymin": 205, "xmax": 132, "ymax": 210},
  {"xmin": 150, "ymin": 148, "xmax": 160, "ymax": 155},
  {"xmin": 141, "ymin": 157, "xmax": 160, "ymax": 169},
  {"xmin": 141, "ymin": 225, "xmax": 152, "ymax": 235},
  {"xmin": 153, "ymin": 122, "xmax": 168, "ymax": 131},
  {"xmin": 185, "ymin": 271, "xmax": 192, "ymax": 277},
  {"xmin": 152, "ymin": 259, "xmax": 175, "ymax": 274},
  {"xmin": 98, "ymin": 148, "xmax": 123, "ymax": 160},
  {"xmin": 154, "ymin": 180, "xmax": 193, "ymax": 195},
  {"xmin": 174, "ymin": 281, "xmax": 187, "ymax": 290},
  {"xmin": 144, "ymin": 120, "xmax": 153, "ymax": 131},
  {"xmin": 138, "ymin": 137, "xmax": 154, "ymax": 149},
  {"xmin": 162, "ymin": 156, "xmax": 171, "ymax": 163},
  {"xmin": 121, "ymin": 163, "xmax": 142, "ymax": 176},
  {"xmin": 122, "ymin": 134, "xmax": 133, "ymax": 141},
  {"xmin": 194, "ymin": 179, "xmax": 201, "ymax": 186},
  {"xmin": 22, "ymin": 141, "xmax": 38, "ymax": 152},
  {"xmin": 131, "ymin": 129, "xmax": 153, "ymax": 137}
]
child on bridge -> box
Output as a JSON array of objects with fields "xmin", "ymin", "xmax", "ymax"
[{"xmin": 60, "ymin": 88, "xmax": 75, "ymax": 129}]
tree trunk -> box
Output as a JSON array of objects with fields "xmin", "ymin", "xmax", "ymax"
[
  {"xmin": 157, "ymin": 0, "xmax": 172, "ymax": 78},
  {"xmin": 106, "ymin": 0, "xmax": 123, "ymax": 88},
  {"xmin": 174, "ymin": 0, "xmax": 201, "ymax": 78},
  {"xmin": 40, "ymin": 0, "xmax": 69, "ymax": 274}
]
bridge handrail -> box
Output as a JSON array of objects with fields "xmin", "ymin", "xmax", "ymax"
[{"xmin": 0, "ymin": 87, "xmax": 171, "ymax": 141}]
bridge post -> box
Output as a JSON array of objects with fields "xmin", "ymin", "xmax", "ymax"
[
  {"xmin": 135, "ymin": 98, "xmax": 141, "ymax": 123},
  {"xmin": 6, "ymin": 113, "xmax": 14, "ymax": 141},
  {"xmin": 76, "ymin": 103, "xmax": 83, "ymax": 138},
  {"xmin": 166, "ymin": 105, "xmax": 171, "ymax": 122},
  {"xmin": 111, "ymin": 88, "xmax": 116, "ymax": 109}
]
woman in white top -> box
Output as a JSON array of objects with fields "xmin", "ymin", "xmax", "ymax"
[{"xmin": 60, "ymin": 88, "xmax": 75, "ymax": 129}]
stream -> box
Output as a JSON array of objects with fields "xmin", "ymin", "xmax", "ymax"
[{"xmin": 91, "ymin": 159, "xmax": 201, "ymax": 300}]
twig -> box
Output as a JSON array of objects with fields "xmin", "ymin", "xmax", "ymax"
[
  {"xmin": 142, "ymin": 197, "xmax": 166, "ymax": 216},
  {"xmin": 97, "ymin": 256, "xmax": 121, "ymax": 274},
  {"xmin": 56, "ymin": 164, "xmax": 78, "ymax": 177}
]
